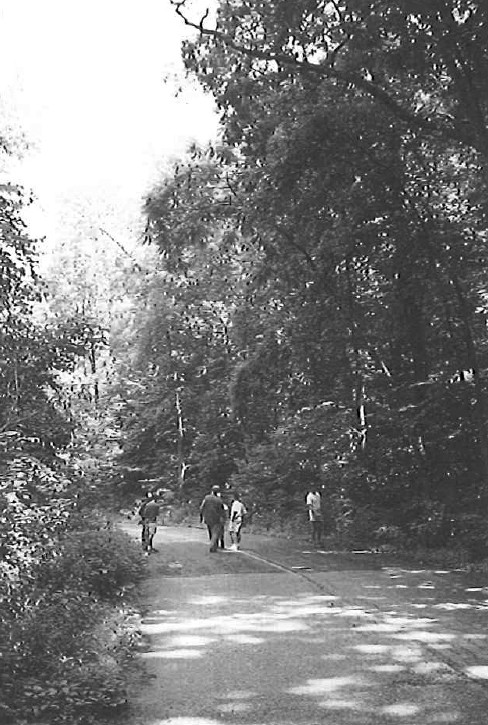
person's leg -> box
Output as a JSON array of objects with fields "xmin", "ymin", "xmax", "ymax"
[
  {"xmin": 236, "ymin": 524, "xmax": 242, "ymax": 548},
  {"xmin": 312, "ymin": 521, "xmax": 320, "ymax": 546},
  {"xmin": 148, "ymin": 523, "xmax": 157, "ymax": 551},
  {"xmin": 229, "ymin": 521, "xmax": 238, "ymax": 550},
  {"xmin": 315, "ymin": 521, "xmax": 323, "ymax": 547},
  {"xmin": 317, "ymin": 519, "xmax": 324, "ymax": 547},
  {"xmin": 209, "ymin": 523, "xmax": 222, "ymax": 552},
  {"xmin": 310, "ymin": 521, "xmax": 316, "ymax": 545}
]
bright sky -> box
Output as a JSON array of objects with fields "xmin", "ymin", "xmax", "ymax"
[{"xmin": 0, "ymin": 0, "xmax": 218, "ymax": 246}]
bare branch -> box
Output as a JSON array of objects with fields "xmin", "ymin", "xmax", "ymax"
[
  {"xmin": 225, "ymin": 173, "xmax": 239, "ymax": 198},
  {"xmin": 98, "ymin": 227, "xmax": 143, "ymax": 272}
]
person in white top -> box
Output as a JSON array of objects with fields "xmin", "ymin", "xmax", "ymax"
[
  {"xmin": 229, "ymin": 492, "xmax": 247, "ymax": 551},
  {"xmin": 306, "ymin": 489, "xmax": 323, "ymax": 548}
]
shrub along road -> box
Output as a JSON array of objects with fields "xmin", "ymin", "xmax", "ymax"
[{"xmin": 119, "ymin": 522, "xmax": 488, "ymax": 725}]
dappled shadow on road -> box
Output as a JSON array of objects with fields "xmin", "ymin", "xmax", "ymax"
[
  {"xmin": 134, "ymin": 577, "xmax": 488, "ymax": 725},
  {"xmin": 365, "ymin": 567, "xmax": 488, "ymax": 643}
]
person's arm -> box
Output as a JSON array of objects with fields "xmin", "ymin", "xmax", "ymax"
[{"xmin": 239, "ymin": 503, "xmax": 247, "ymax": 525}]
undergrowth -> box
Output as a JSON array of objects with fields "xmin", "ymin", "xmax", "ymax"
[{"xmin": 0, "ymin": 512, "xmax": 144, "ymax": 724}]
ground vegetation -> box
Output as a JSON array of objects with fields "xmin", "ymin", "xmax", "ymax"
[{"xmin": 0, "ymin": 183, "xmax": 144, "ymax": 723}]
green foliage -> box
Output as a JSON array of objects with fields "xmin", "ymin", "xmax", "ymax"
[
  {"xmin": 37, "ymin": 524, "xmax": 143, "ymax": 600},
  {"xmin": 0, "ymin": 182, "xmax": 145, "ymax": 723},
  {"xmin": 115, "ymin": 1, "xmax": 488, "ymax": 554},
  {"xmin": 0, "ymin": 518, "xmax": 143, "ymax": 723}
]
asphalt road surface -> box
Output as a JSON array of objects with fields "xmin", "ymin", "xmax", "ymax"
[{"xmin": 120, "ymin": 522, "xmax": 488, "ymax": 725}]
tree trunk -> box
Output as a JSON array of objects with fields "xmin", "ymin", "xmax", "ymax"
[
  {"xmin": 175, "ymin": 386, "xmax": 186, "ymax": 488},
  {"xmin": 451, "ymin": 275, "xmax": 488, "ymax": 485},
  {"xmin": 345, "ymin": 258, "xmax": 367, "ymax": 449}
]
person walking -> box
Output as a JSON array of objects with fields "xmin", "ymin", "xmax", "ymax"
[
  {"xmin": 199, "ymin": 485, "xmax": 226, "ymax": 553},
  {"xmin": 228, "ymin": 491, "xmax": 247, "ymax": 551},
  {"xmin": 217, "ymin": 490, "xmax": 229, "ymax": 549},
  {"xmin": 138, "ymin": 491, "xmax": 160, "ymax": 554},
  {"xmin": 306, "ymin": 488, "xmax": 323, "ymax": 548}
]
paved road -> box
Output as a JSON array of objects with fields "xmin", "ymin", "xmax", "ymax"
[{"xmin": 120, "ymin": 523, "xmax": 488, "ymax": 725}]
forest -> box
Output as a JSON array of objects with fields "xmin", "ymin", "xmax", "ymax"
[
  {"xmin": 128, "ymin": 0, "xmax": 488, "ymax": 550},
  {"xmin": 2, "ymin": 1, "xmax": 488, "ymax": 721}
]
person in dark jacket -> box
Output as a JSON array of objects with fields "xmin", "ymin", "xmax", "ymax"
[
  {"xmin": 216, "ymin": 490, "xmax": 229, "ymax": 549},
  {"xmin": 199, "ymin": 485, "xmax": 226, "ymax": 553},
  {"xmin": 138, "ymin": 491, "xmax": 160, "ymax": 554}
]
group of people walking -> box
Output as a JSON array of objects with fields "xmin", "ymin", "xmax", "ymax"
[
  {"xmin": 137, "ymin": 485, "xmax": 247, "ymax": 555},
  {"xmin": 199, "ymin": 485, "xmax": 247, "ymax": 553},
  {"xmin": 199, "ymin": 484, "xmax": 324, "ymax": 553},
  {"xmin": 137, "ymin": 485, "xmax": 324, "ymax": 555}
]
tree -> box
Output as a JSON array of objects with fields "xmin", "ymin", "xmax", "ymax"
[
  {"xmin": 173, "ymin": 1, "xmax": 488, "ymax": 157},
  {"xmin": 110, "ymin": 1, "xmax": 488, "ymax": 545}
]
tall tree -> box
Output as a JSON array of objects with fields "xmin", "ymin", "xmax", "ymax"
[{"xmin": 114, "ymin": 1, "xmax": 488, "ymax": 543}]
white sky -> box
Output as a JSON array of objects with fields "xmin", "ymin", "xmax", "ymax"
[{"xmin": 0, "ymin": 0, "xmax": 218, "ymax": 246}]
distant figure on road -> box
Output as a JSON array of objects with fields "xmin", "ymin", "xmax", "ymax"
[
  {"xmin": 229, "ymin": 491, "xmax": 247, "ymax": 551},
  {"xmin": 199, "ymin": 485, "xmax": 226, "ymax": 553},
  {"xmin": 138, "ymin": 491, "xmax": 160, "ymax": 555},
  {"xmin": 306, "ymin": 488, "xmax": 323, "ymax": 548}
]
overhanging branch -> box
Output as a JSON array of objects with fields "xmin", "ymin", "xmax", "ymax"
[{"xmin": 170, "ymin": 0, "xmax": 475, "ymax": 152}]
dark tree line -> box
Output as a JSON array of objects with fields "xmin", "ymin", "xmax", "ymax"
[{"xmin": 117, "ymin": 1, "xmax": 488, "ymax": 551}]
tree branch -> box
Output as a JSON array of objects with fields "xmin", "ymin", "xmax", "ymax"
[
  {"xmin": 170, "ymin": 0, "xmax": 477, "ymax": 152},
  {"xmin": 98, "ymin": 227, "xmax": 143, "ymax": 272}
]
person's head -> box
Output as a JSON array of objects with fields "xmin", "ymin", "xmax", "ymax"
[
  {"xmin": 233, "ymin": 490, "xmax": 241, "ymax": 501},
  {"xmin": 211, "ymin": 484, "xmax": 220, "ymax": 496}
]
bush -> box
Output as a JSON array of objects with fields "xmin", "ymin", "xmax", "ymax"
[
  {"xmin": 246, "ymin": 509, "xmax": 304, "ymax": 538},
  {"xmin": 36, "ymin": 525, "xmax": 143, "ymax": 600},
  {"xmin": 1, "ymin": 518, "xmax": 144, "ymax": 723},
  {"xmin": 3, "ymin": 602, "xmax": 138, "ymax": 723},
  {"xmin": 447, "ymin": 512, "xmax": 488, "ymax": 559},
  {"xmin": 322, "ymin": 501, "xmax": 385, "ymax": 549}
]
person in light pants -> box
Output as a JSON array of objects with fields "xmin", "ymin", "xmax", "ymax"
[
  {"xmin": 306, "ymin": 488, "xmax": 323, "ymax": 548},
  {"xmin": 229, "ymin": 492, "xmax": 247, "ymax": 551}
]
